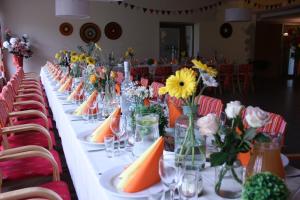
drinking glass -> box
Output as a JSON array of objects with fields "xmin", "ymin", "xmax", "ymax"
[
  {"xmin": 179, "ymin": 169, "xmax": 198, "ymax": 199},
  {"xmin": 159, "ymin": 154, "xmax": 181, "ymax": 200},
  {"xmin": 104, "ymin": 135, "xmax": 114, "ymax": 158},
  {"xmin": 110, "ymin": 115, "xmax": 128, "ymax": 155},
  {"xmin": 88, "ymin": 97, "xmax": 98, "ymax": 122}
]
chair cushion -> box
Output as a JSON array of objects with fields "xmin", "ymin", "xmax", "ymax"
[
  {"xmin": 17, "ymin": 104, "xmax": 50, "ymax": 116},
  {"xmin": 14, "ymin": 117, "xmax": 54, "ymax": 129},
  {"xmin": 39, "ymin": 181, "xmax": 71, "ymax": 200},
  {"xmin": 0, "ymin": 149, "xmax": 62, "ymax": 181},
  {"xmin": 5, "ymin": 130, "xmax": 56, "ymax": 148}
]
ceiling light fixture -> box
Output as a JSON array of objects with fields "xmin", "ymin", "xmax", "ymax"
[{"xmin": 55, "ymin": 0, "xmax": 90, "ymax": 19}]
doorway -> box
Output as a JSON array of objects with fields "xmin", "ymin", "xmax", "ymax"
[{"xmin": 159, "ymin": 22, "xmax": 194, "ymax": 64}]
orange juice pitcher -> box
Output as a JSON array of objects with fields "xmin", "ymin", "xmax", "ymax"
[{"xmin": 246, "ymin": 139, "xmax": 285, "ymax": 179}]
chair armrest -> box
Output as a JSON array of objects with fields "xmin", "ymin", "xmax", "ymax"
[
  {"xmin": 13, "ymin": 100, "xmax": 47, "ymax": 115},
  {"xmin": 18, "ymin": 88, "xmax": 43, "ymax": 96},
  {"xmin": 0, "ymin": 145, "xmax": 50, "ymax": 157},
  {"xmin": 0, "ymin": 150, "xmax": 60, "ymax": 181},
  {"xmin": 21, "ymin": 80, "xmax": 40, "ymax": 87},
  {"xmin": 0, "ymin": 187, "xmax": 62, "ymax": 200},
  {"xmin": 15, "ymin": 93, "xmax": 45, "ymax": 104},
  {"xmin": 8, "ymin": 110, "xmax": 49, "ymax": 130},
  {"xmin": 19, "ymin": 84, "xmax": 42, "ymax": 90},
  {"xmin": 1, "ymin": 124, "xmax": 52, "ymax": 150}
]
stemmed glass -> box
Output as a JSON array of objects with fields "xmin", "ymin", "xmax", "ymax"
[
  {"xmin": 159, "ymin": 154, "xmax": 182, "ymax": 200},
  {"xmin": 110, "ymin": 115, "xmax": 127, "ymax": 155},
  {"xmin": 88, "ymin": 97, "xmax": 98, "ymax": 122}
]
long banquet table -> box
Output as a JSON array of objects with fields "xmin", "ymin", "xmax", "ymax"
[{"xmin": 40, "ymin": 66, "xmax": 300, "ymax": 200}]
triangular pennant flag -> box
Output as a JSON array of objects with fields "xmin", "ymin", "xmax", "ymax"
[
  {"xmin": 209, "ymin": 4, "xmax": 213, "ymax": 9},
  {"xmin": 130, "ymin": 4, "xmax": 135, "ymax": 9},
  {"xmin": 204, "ymin": 6, "xmax": 208, "ymax": 11},
  {"xmin": 161, "ymin": 10, "xmax": 165, "ymax": 15},
  {"xmin": 149, "ymin": 9, "xmax": 154, "ymax": 13},
  {"xmin": 199, "ymin": 7, "xmax": 203, "ymax": 12},
  {"xmin": 117, "ymin": 1, "xmax": 122, "ymax": 5},
  {"xmin": 178, "ymin": 10, "xmax": 182, "ymax": 15},
  {"xmin": 143, "ymin": 8, "xmax": 147, "ymax": 13},
  {"xmin": 185, "ymin": 10, "xmax": 189, "ymax": 14},
  {"xmin": 167, "ymin": 10, "xmax": 171, "ymax": 15},
  {"xmin": 218, "ymin": 1, "xmax": 222, "ymax": 6},
  {"xmin": 155, "ymin": 10, "xmax": 160, "ymax": 14},
  {"xmin": 190, "ymin": 9, "xmax": 194, "ymax": 14}
]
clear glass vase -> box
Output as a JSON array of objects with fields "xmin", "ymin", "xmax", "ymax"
[
  {"xmin": 215, "ymin": 161, "xmax": 244, "ymax": 199},
  {"xmin": 174, "ymin": 106, "xmax": 206, "ymax": 169}
]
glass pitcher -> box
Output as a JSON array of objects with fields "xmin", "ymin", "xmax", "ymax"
[{"xmin": 246, "ymin": 136, "xmax": 285, "ymax": 179}]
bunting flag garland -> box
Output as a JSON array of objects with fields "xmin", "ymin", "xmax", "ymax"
[
  {"xmin": 244, "ymin": 0, "xmax": 300, "ymax": 10},
  {"xmin": 114, "ymin": 1, "xmax": 223, "ymax": 15}
]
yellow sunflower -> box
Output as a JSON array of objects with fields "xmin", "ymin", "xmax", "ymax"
[
  {"xmin": 192, "ymin": 59, "xmax": 208, "ymax": 72},
  {"xmin": 71, "ymin": 51, "xmax": 77, "ymax": 56},
  {"xmin": 159, "ymin": 68, "xmax": 197, "ymax": 99},
  {"xmin": 79, "ymin": 54, "xmax": 87, "ymax": 62},
  {"xmin": 206, "ymin": 66, "xmax": 218, "ymax": 77},
  {"xmin": 89, "ymin": 74, "xmax": 97, "ymax": 84},
  {"xmin": 55, "ymin": 53, "xmax": 61, "ymax": 60},
  {"xmin": 86, "ymin": 57, "xmax": 96, "ymax": 65},
  {"xmin": 71, "ymin": 55, "xmax": 79, "ymax": 63}
]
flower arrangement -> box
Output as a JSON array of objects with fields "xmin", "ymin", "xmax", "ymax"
[
  {"xmin": 158, "ymin": 59, "xmax": 218, "ymax": 166},
  {"xmin": 2, "ymin": 29, "xmax": 33, "ymax": 58},
  {"xmin": 242, "ymin": 172, "xmax": 289, "ymax": 200},
  {"xmin": 124, "ymin": 47, "xmax": 135, "ymax": 66},
  {"xmin": 200, "ymin": 101, "xmax": 271, "ymax": 196},
  {"xmin": 77, "ymin": 42, "xmax": 102, "ymax": 65},
  {"xmin": 125, "ymin": 85, "xmax": 153, "ymax": 105}
]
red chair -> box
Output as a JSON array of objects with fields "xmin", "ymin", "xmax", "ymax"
[
  {"xmin": 218, "ymin": 64, "xmax": 235, "ymax": 95},
  {"xmin": 140, "ymin": 77, "xmax": 149, "ymax": 87},
  {"xmin": 130, "ymin": 67, "xmax": 149, "ymax": 81},
  {"xmin": 154, "ymin": 66, "xmax": 172, "ymax": 83},
  {"xmin": 166, "ymin": 95, "xmax": 184, "ymax": 107},
  {"xmin": 195, "ymin": 95, "xmax": 223, "ymax": 117},
  {"xmin": 237, "ymin": 64, "xmax": 254, "ymax": 93}
]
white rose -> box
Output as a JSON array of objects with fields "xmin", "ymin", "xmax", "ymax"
[
  {"xmin": 225, "ymin": 101, "xmax": 243, "ymax": 119},
  {"xmin": 196, "ymin": 113, "xmax": 220, "ymax": 136},
  {"xmin": 245, "ymin": 106, "xmax": 270, "ymax": 128},
  {"xmin": 9, "ymin": 37, "xmax": 18, "ymax": 45},
  {"xmin": 3, "ymin": 41, "xmax": 10, "ymax": 49},
  {"xmin": 23, "ymin": 34, "xmax": 28, "ymax": 39}
]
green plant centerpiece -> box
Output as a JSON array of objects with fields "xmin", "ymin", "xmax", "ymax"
[
  {"xmin": 207, "ymin": 101, "xmax": 271, "ymax": 198},
  {"xmin": 159, "ymin": 59, "xmax": 218, "ymax": 168},
  {"xmin": 242, "ymin": 172, "xmax": 289, "ymax": 200}
]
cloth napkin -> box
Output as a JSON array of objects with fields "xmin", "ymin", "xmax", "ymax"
[
  {"xmin": 115, "ymin": 83, "xmax": 121, "ymax": 95},
  {"xmin": 238, "ymin": 152, "xmax": 250, "ymax": 167},
  {"xmin": 58, "ymin": 77, "xmax": 72, "ymax": 93},
  {"xmin": 67, "ymin": 81, "xmax": 84, "ymax": 101},
  {"xmin": 90, "ymin": 107, "xmax": 121, "ymax": 143},
  {"xmin": 167, "ymin": 98, "xmax": 182, "ymax": 128},
  {"xmin": 74, "ymin": 90, "xmax": 98, "ymax": 115},
  {"xmin": 117, "ymin": 137, "xmax": 164, "ymax": 193},
  {"xmin": 59, "ymin": 74, "xmax": 68, "ymax": 85}
]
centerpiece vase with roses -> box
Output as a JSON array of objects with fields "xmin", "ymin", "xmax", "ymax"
[
  {"xmin": 159, "ymin": 59, "xmax": 218, "ymax": 169},
  {"xmin": 208, "ymin": 101, "xmax": 271, "ymax": 199}
]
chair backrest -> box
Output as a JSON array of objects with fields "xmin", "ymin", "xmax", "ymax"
[
  {"xmin": 219, "ymin": 64, "xmax": 234, "ymax": 74},
  {"xmin": 155, "ymin": 66, "xmax": 172, "ymax": 76},
  {"xmin": 0, "ymin": 98, "xmax": 9, "ymax": 128},
  {"xmin": 130, "ymin": 67, "xmax": 149, "ymax": 80},
  {"xmin": 0, "ymin": 86, "xmax": 15, "ymax": 112},
  {"xmin": 150, "ymin": 81, "xmax": 164, "ymax": 98},
  {"xmin": 166, "ymin": 95, "xmax": 184, "ymax": 107},
  {"xmin": 140, "ymin": 77, "xmax": 149, "ymax": 87},
  {"xmin": 195, "ymin": 95, "xmax": 223, "ymax": 117},
  {"xmin": 238, "ymin": 64, "xmax": 253, "ymax": 74}
]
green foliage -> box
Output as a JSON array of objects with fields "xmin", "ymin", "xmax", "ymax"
[
  {"xmin": 133, "ymin": 104, "xmax": 168, "ymax": 136},
  {"xmin": 242, "ymin": 172, "xmax": 289, "ymax": 200}
]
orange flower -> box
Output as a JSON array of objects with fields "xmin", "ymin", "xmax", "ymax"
[{"xmin": 89, "ymin": 74, "xmax": 97, "ymax": 84}]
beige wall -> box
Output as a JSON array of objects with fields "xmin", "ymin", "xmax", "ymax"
[{"xmin": 0, "ymin": 0, "xmax": 255, "ymax": 76}]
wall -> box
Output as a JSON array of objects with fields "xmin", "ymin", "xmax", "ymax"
[{"xmin": 1, "ymin": 0, "xmax": 254, "ymax": 76}]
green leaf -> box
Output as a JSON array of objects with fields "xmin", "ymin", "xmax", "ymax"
[
  {"xmin": 244, "ymin": 128, "xmax": 257, "ymax": 141},
  {"xmin": 254, "ymin": 133, "xmax": 271, "ymax": 143},
  {"xmin": 210, "ymin": 152, "xmax": 228, "ymax": 166}
]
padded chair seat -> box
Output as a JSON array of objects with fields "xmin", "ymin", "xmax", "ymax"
[
  {"xmin": 14, "ymin": 117, "xmax": 53, "ymax": 129},
  {"xmin": 5, "ymin": 130, "xmax": 56, "ymax": 148},
  {"xmin": 39, "ymin": 181, "xmax": 71, "ymax": 200},
  {"xmin": 0, "ymin": 149, "xmax": 62, "ymax": 181},
  {"xmin": 17, "ymin": 104, "xmax": 50, "ymax": 116}
]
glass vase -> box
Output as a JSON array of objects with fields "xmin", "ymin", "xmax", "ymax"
[
  {"xmin": 174, "ymin": 105, "xmax": 206, "ymax": 169},
  {"xmin": 215, "ymin": 161, "xmax": 244, "ymax": 199}
]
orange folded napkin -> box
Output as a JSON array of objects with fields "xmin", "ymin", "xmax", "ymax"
[
  {"xmin": 115, "ymin": 83, "xmax": 121, "ymax": 95},
  {"xmin": 74, "ymin": 90, "xmax": 98, "ymax": 115},
  {"xmin": 59, "ymin": 74, "xmax": 69, "ymax": 85},
  {"xmin": 167, "ymin": 99, "xmax": 182, "ymax": 128},
  {"xmin": 144, "ymin": 98, "xmax": 150, "ymax": 107},
  {"xmin": 58, "ymin": 77, "xmax": 72, "ymax": 92},
  {"xmin": 67, "ymin": 81, "xmax": 84, "ymax": 101},
  {"xmin": 117, "ymin": 136, "xmax": 164, "ymax": 193},
  {"xmin": 238, "ymin": 152, "xmax": 251, "ymax": 167},
  {"xmin": 90, "ymin": 107, "xmax": 121, "ymax": 143}
]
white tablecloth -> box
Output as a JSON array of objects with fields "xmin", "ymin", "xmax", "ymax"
[{"xmin": 40, "ymin": 67, "xmax": 300, "ymax": 200}]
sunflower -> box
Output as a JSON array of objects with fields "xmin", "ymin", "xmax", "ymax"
[
  {"xmin": 71, "ymin": 51, "xmax": 77, "ymax": 56},
  {"xmin": 89, "ymin": 74, "xmax": 97, "ymax": 84},
  {"xmin": 159, "ymin": 68, "xmax": 197, "ymax": 99},
  {"xmin": 192, "ymin": 59, "xmax": 208, "ymax": 72},
  {"xmin": 79, "ymin": 54, "xmax": 87, "ymax": 62},
  {"xmin": 55, "ymin": 53, "xmax": 61, "ymax": 60},
  {"xmin": 86, "ymin": 57, "xmax": 96, "ymax": 65},
  {"xmin": 71, "ymin": 55, "xmax": 78, "ymax": 63}
]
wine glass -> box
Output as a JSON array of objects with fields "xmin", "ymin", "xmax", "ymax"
[
  {"xmin": 159, "ymin": 154, "xmax": 182, "ymax": 200},
  {"xmin": 110, "ymin": 115, "xmax": 127, "ymax": 155}
]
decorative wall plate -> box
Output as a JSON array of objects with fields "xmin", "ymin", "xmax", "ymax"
[
  {"xmin": 80, "ymin": 23, "xmax": 101, "ymax": 43},
  {"xmin": 59, "ymin": 22, "xmax": 73, "ymax": 36},
  {"xmin": 220, "ymin": 23, "xmax": 233, "ymax": 38},
  {"xmin": 104, "ymin": 22, "xmax": 122, "ymax": 40}
]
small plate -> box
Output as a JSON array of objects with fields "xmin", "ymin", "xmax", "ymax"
[
  {"xmin": 99, "ymin": 165, "xmax": 163, "ymax": 199},
  {"xmin": 77, "ymin": 130, "xmax": 105, "ymax": 147}
]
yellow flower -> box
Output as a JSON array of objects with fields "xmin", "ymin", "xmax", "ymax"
[
  {"xmin": 192, "ymin": 59, "xmax": 208, "ymax": 72},
  {"xmin": 55, "ymin": 53, "xmax": 61, "ymax": 60},
  {"xmin": 79, "ymin": 54, "xmax": 87, "ymax": 62},
  {"xmin": 158, "ymin": 86, "xmax": 168, "ymax": 96},
  {"xmin": 71, "ymin": 51, "xmax": 77, "ymax": 56},
  {"xmin": 71, "ymin": 55, "xmax": 78, "ymax": 63},
  {"xmin": 89, "ymin": 74, "xmax": 97, "ymax": 84},
  {"xmin": 163, "ymin": 68, "xmax": 197, "ymax": 99},
  {"xmin": 86, "ymin": 57, "xmax": 96, "ymax": 65},
  {"xmin": 110, "ymin": 71, "xmax": 117, "ymax": 79},
  {"xmin": 206, "ymin": 66, "xmax": 218, "ymax": 77},
  {"xmin": 63, "ymin": 50, "xmax": 67, "ymax": 54}
]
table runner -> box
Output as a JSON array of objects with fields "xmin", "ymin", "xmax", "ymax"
[{"xmin": 40, "ymin": 67, "xmax": 300, "ymax": 200}]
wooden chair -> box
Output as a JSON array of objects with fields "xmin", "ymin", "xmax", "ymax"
[
  {"xmin": 237, "ymin": 64, "xmax": 254, "ymax": 93},
  {"xmin": 153, "ymin": 66, "xmax": 172, "ymax": 83},
  {"xmin": 218, "ymin": 64, "xmax": 235, "ymax": 95}
]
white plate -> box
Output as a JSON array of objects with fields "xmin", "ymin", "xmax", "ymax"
[
  {"xmin": 65, "ymin": 108, "xmax": 83, "ymax": 119},
  {"xmin": 77, "ymin": 131, "xmax": 105, "ymax": 147},
  {"xmin": 100, "ymin": 165, "xmax": 163, "ymax": 199},
  {"xmin": 281, "ymin": 154, "xmax": 289, "ymax": 167}
]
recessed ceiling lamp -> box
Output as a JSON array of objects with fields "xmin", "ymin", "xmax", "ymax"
[
  {"xmin": 225, "ymin": 8, "xmax": 252, "ymax": 22},
  {"xmin": 55, "ymin": 0, "xmax": 90, "ymax": 19}
]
